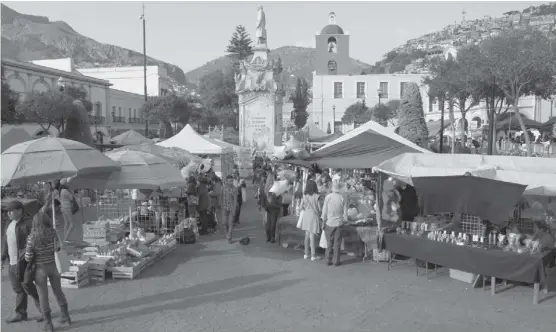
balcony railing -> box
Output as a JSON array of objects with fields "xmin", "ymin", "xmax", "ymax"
[
  {"xmin": 89, "ymin": 115, "xmax": 105, "ymax": 125},
  {"xmin": 128, "ymin": 117, "xmax": 143, "ymax": 124},
  {"xmin": 149, "ymin": 119, "xmax": 160, "ymax": 125},
  {"xmin": 113, "ymin": 116, "xmax": 126, "ymax": 123}
]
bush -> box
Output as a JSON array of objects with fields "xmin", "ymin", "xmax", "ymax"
[{"xmin": 397, "ymin": 82, "xmax": 428, "ymax": 146}]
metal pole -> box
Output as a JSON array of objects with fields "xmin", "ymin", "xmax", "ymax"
[
  {"xmin": 488, "ymin": 77, "xmax": 496, "ymax": 155},
  {"xmin": 142, "ymin": 3, "xmax": 149, "ymax": 137}
]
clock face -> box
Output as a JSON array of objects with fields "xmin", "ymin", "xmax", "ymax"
[{"xmin": 328, "ymin": 60, "xmax": 337, "ymax": 71}]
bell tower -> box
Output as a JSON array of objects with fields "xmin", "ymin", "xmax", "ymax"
[{"xmin": 315, "ymin": 12, "xmax": 351, "ymax": 75}]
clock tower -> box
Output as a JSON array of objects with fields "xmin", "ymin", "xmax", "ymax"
[{"xmin": 315, "ymin": 12, "xmax": 351, "ymax": 75}]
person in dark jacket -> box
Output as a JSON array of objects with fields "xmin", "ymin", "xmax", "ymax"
[
  {"xmin": 265, "ymin": 192, "xmax": 282, "ymax": 243},
  {"xmin": 257, "ymin": 171, "xmax": 269, "ymax": 226},
  {"xmin": 1, "ymin": 200, "xmax": 43, "ymax": 324},
  {"xmin": 197, "ymin": 177, "xmax": 211, "ymax": 233}
]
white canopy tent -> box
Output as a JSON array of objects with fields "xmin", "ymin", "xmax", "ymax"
[
  {"xmin": 285, "ymin": 120, "xmax": 431, "ymax": 169},
  {"xmin": 157, "ymin": 124, "xmax": 233, "ymax": 155},
  {"xmin": 157, "ymin": 124, "xmax": 234, "ymax": 179}
]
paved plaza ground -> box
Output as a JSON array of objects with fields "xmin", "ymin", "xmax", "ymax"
[{"xmin": 2, "ymin": 187, "xmax": 556, "ymax": 332}]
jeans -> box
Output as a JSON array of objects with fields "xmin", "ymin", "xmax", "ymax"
[
  {"xmin": 233, "ymin": 202, "xmax": 242, "ymax": 224},
  {"xmin": 34, "ymin": 262, "xmax": 67, "ymax": 315},
  {"xmin": 8, "ymin": 264, "xmax": 41, "ymax": 316},
  {"xmin": 325, "ymin": 226, "xmax": 343, "ymax": 264},
  {"xmin": 197, "ymin": 209, "xmax": 209, "ymax": 230},
  {"xmin": 265, "ymin": 209, "xmax": 280, "ymax": 242},
  {"xmin": 304, "ymin": 231, "xmax": 317, "ymax": 257},
  {"xmin": 222, "ymin": 209, "xmax": 233, "ymax": 240},
  {"xmin": 60, "ymin": 208, "xmax": 74, "ymax": 242}
]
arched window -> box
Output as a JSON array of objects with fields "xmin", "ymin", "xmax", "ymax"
[
  {"xmin": 472, "ymin": 117, "xmax": 482, "ymax": 129},
  {"xmin": 327, "ymin": 37, "xmax": 337, "ymax": 53}
]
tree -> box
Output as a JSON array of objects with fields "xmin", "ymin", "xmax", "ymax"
[
  {"xmin": 482, "ymin": 29, "xmax": 556, "ymax": 156},
  {"xmin": 1, "ymin": 68, "xmax": 20, "ymax": 125},
  {"xmin": 15, "ymin": 88, "xmax": 95, "ymax": 145},
  {"xmin": 291, "ymin": 77, "xmax": 310, "ymax": 128},
  {"xmin": 342, "ymin": 100, "xmax": 372, "ymax": 125},
  {"xmin": 226, "ymin": 25, "xmax": 253, "ymax": 61},
  {"xmin": 397, "ymin": 82, "xmax": 428, "ymax": 146},
  {"xmin": 197, "ymin": 69, "xmax": 237, "ymax": 128},
  {"xmin": 371, "ymin": 100, "xmax": 400, "ymax": 126},
  {"xmin": 140, "ymin": 94, "xmax": 194, "ymax": 138}
]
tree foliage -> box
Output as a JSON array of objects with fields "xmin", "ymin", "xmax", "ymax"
[
  {"xmin": 397, "ymin": 82, "xmax": 428, "ymax": 146},
  {"xmin": 1, "ymin": 68, "xmax": 20, "ymax": 125},
  {"xmin": 342, "ymin": 100, "xmax": 371, "ymax": 125},
  {"xmin": 226, "ymin": 25, "xmax": 253, "ymax": 61},
  {"xmin": 371, "ymin": 100, "xmax": 400, "ymax": 126},
  {"xmin": 481, "ymin": 29, "xmax": 556, "ymax": 155},
  {"xmin": 291, "ymin": 77, "xmax": 310, "ymax": 128},
  {"xmin": 197, "ymin": 69, "xmax": 237, "ymax": 128},
  {"xmin": 140, "ymin": 94, "xmax": 197, "ymax": 138},
  {"xmin": 15, "ymin": 87, "xmax": 95, "ymax": 145}
]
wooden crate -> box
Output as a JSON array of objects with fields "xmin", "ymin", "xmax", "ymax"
[
  {"xmin": 88, "ymin": 258, "xmax": 111, "ymax": 283},
  {"xmin": 108, "ymin": 261, "xmax": 144, "ymax": 280},
  {"xmin": 55, "ymin": 269, "xmax": 90, "ymax": 289},
  {"xmin": 449, "ymin": 269, "xmax": 477, "ymax": 284}
]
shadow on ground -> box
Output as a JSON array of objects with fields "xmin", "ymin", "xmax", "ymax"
[{"xmin": 60, "ymin": 272, "xmax": 302, "ymax": 330}]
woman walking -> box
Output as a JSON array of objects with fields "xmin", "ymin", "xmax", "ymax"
[
  {"xmin": 25, "ymin": 212, "xmax": 71, "ymax": 332},
  {"xmin": 298, "ymin": 180, "xmax": 322, "ymax": 261},
  {"xmin": 58, "ymin": 179, "xmax": 76, "ymax": 244}
]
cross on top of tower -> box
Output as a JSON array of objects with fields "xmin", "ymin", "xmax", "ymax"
[{"xmin": 329, "ymin": 12, "xmax": 336, "ymax": 24}]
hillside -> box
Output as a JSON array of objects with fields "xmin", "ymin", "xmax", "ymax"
[
  {"xmin": 0, "ymin": 4, "xmax": 186, "ymax": 86},
  {"xmin": 185, "ymin": 46, "xmax": 373, "ymax": 84},
  {"xmin": 371, "ymin": 2, "xmax": 556, "ymax": 74}
]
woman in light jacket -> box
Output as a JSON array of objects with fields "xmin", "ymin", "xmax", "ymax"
[{"xmin": 298, "ymin": 180, "xmax": 322, "ymax": 261}]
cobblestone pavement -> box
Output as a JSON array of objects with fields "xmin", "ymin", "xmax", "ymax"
[{"xmin": 2, "ymin": 187, "xmax": 556, "ymax": 332}]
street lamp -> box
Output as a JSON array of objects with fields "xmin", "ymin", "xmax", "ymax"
[
  {"xmin": 377, "ymin": 88, "xmax": 383, "ymax": 105},
  {"xmin": 332, "ymin": 105, "xmax": 336, "ymax": 132}
]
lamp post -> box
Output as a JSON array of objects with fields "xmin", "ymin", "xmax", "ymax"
[
  {"xmin": 377, "ymin": 88, "xmax": 383, "ymax": 105},
  {"xmin": 332, "ymin": 104, "xmax": 336, "ymax": 133},
  {"xmin": 140, "ymin": 3, "xmax": 149, "ymax": 138}
]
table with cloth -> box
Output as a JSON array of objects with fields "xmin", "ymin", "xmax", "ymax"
[
  {"xmin": 277, "ymin": 215, "xmax": 375, "ymax": 259},
  {"xmin": 383, "ymin": 233, "xmax": 556, "ymax": 304}
]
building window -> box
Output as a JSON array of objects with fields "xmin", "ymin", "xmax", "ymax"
[
  {"xmin": 95, "ymin": 103, "xmax": 102, "ymax": 116},
  {"xmin": 379, "ymin": 82, "xmax": 389, "ymax": 98},
  {"xmin": 334, "ymin": 121, "xmax": 342, "ymax": 133},
  {"xmin": 112, "ymin": 106, "xmax": 116, "ymax": 114},
  {"xmin": 333, "ymin": 82, "xmax": 343, "ymax": 99},
  {"xmin": 400, "ymin": 82, "xmax": 409, "ymax": 98},
  {"xmin": 356, "ymin": 82, "xmax": 366, "ymax": 98},
  {"xmin": 118, "ymin": 106, "xmax": 122, "ymax": 117},
  {"xmin": 129, "ymin": 108, "xmax": 132, "ymax": 118},
  {"xmin": 134, "ymin": 109, "xmax": 137, "ymax": 118},
  {"xmin": 327, "ymin": 37, "xmax": 337, "ymax": 53}
]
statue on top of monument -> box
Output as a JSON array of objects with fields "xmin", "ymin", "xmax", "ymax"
[{"xmin": 256, "ymin": 5, "xmax": 267, "ymax": 45}]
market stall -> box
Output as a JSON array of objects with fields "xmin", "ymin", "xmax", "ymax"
[
  {"xmin": 373, "ymin": 153, "xmax": 556, "ymax": 304},
  {"xmin": 1, "ymin": 126, "xmax": 33, "ymax": 152},
  {"xmin": 281, "ymin": 119, "xmax": 431, "ymax": 168},
  {"xmin": 157, "ymin": 124, "xmax": 234, "ymax": 180}
]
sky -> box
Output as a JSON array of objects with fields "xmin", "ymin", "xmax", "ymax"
[{"xmin": 4, "ymin": 1, "xmax": 548, "ymax": 74}]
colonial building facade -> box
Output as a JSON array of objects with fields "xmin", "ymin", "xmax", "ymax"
[{"xmin": 2, "ymin": 58, "xmax": 152, "ymax": 137}]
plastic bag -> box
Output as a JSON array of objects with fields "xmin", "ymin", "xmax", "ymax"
[{"xmin": 319, "ymin": 231, "xmax": 327, "ymax": 249}]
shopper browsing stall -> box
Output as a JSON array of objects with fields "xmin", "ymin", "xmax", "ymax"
[
  {"xmin": 321, "ymin": 181, "xmax": 347, "ymax": 266},
  {"xmin": 298, "ymin": 180, "xmax": 322, "ymax": 261},
  {"xmin": 232, "ymin": 170, "xmax": 247, "ymax": 225},
  {"xmin": 25, "ymin": 212, "xmax": 71, "ymax": 332},
  {"xmin": 221, "ymin": 175, "xmax": 237, "ymax": 243}
]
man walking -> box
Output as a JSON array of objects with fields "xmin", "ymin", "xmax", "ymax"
[
  {"xmin": 321, "ymin": 182, "xmax": 347, "ymax": 266},
  {"xmin": 232, "ymin": 170, "xmax": 247, "ymax": 225},
  {"xmin": 1, "ymin": 200, "xmax": 43, "ymax": 323}
]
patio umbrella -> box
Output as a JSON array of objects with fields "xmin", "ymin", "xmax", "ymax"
[
  {"xmin": 68, "ymin": 150, "xmax": 187, "ymax": 190},
  {"xmin": 1, "ymin": 137, "xmax": 120, "ymax": 186},
  {"xmin": 113, "ymin": 143, "xmax": 202, "ymax": 166}
]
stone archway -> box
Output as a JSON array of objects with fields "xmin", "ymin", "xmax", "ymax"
[
  {"xmin": 471, "ymin": 116, "xmax": 482, "ymax": 129},
  {"xmin": 32, "ymin": 79, "xmax": 51, "ymax": 93}
]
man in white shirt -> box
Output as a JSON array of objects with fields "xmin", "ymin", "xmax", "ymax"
[
  {"xmin": 321, "ymin": 182, "xmax": 347, "ymax": 266},
  {"xmin": 1, "ymin": 200, "xmax": 43, "ymax": 324}
]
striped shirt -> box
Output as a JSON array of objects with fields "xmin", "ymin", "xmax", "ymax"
[{"xmin": 25, "ymin": 229, "xmax": 59, "ymax": 265}]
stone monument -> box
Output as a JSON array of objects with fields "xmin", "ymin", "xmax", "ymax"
[{"xmin": 235, "ymin": 5, "xmax": 285, "ymax": 159}]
